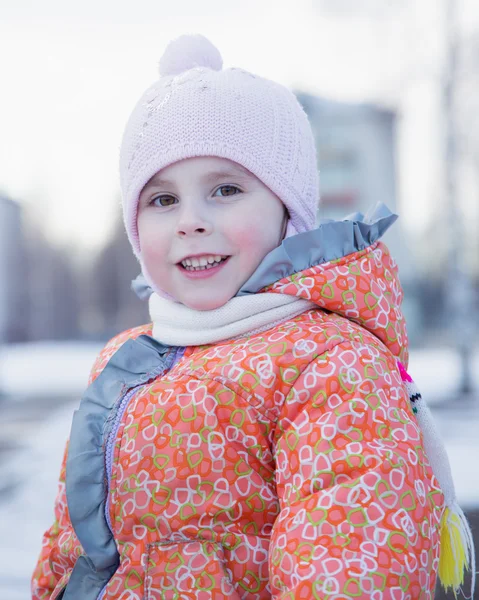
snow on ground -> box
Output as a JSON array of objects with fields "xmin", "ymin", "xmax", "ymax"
[
  {"xmin": 0, "ymin": 341, "xmax": 103, "ymax": 397},
  {"xmin": 409, "ymin": 347, "xmax": 479, "ymax": 405},
  {"xmin": 0, "ymin": 342, "xmax": 478, "ymax": 597},
  {"xmin": 0, "ymin": 341, "xmax": 102, "ymax": 596},
  {"xmin": 0, "ymin": 402, "xmax": 75, "ymax": 599}
]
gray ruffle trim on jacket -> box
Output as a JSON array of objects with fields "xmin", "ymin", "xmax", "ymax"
[
  {"xmin": 238, "ymin": 201, "xmax": 397, "ymax": 295},
  {"xmin": 131, "ymin": 202, "xmax": 397, "ymax": 300},
  {"xmin": 63, "ymin": 336, "xmax": 177, "ymax": 599}
]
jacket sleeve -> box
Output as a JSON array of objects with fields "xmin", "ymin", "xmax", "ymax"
[
  {"xmin": 31, "ymin": 341, "xmax": 111, "ymax": 599},
  {"xmin": 31, "ymin": 441, "xmax": 77, "ymax": 599},
  {"xmin": 268, "ymin": 338, "xmax": 445, "ymax": 599}
]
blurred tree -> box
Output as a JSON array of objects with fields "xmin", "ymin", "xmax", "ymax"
[
  {"xmin": 441, "ymin": 0, "xmax": 476, "ymax": 394},
  {"xmin": 455, "ymin": 31, "xmax": 479, "ymax": 271},
  {"xmin": 318, "ymin": 0, "xmax": 478, "ymax": 394},
  {"xmin": 82, "ymin": 204, "xmax": 149, "ymax": 340}
]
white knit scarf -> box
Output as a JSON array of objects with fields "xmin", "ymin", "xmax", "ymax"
[{"xmin": 149, "ymin": 292, "xmax": 315, "ymax": 346}]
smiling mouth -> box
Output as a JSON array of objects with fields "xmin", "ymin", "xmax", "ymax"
[{"xmin": 178, "ymin": 255, "xmax": 230, "ymax": 272}]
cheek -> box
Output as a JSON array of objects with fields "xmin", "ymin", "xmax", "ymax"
[
  {"xmin": 138, "ymin": 217, "xmax": 168, "ymax": 263},
  {"xmin": 227, "ymin": 218, "xmax": 279, "ymax": 262},
  {"xmin": 230, "ymin": 224, "xmax": 260, "ymax": 246},
  {"xmin": 227, "ymin": 221, "xmax": 266, "ymax": 255},
  {"xmin": 230, "ymin": 194, "xmax": 285, "ymax": 252}
]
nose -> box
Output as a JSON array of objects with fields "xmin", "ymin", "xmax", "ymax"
[{"xmin": 176, "ymin": 203, "xmax": 213, "ymax": 237}]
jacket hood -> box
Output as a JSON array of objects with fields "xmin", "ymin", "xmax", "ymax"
[
  {"xmin": 239, "ymin": 202, "xmax": 408, "ymax": 365},
  {"xmin": 132, "ymin": 203, "xmax": 408, "ymax": 365}
]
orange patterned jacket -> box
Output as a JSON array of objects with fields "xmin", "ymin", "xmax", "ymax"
[{"xmin": 32, "ymin": 240, "xmax": 444, "ymax": 600}]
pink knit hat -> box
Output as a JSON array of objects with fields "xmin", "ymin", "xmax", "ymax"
[{"xmin": 119, "ymin": 34, "xmax": 319, "ymax": 263}]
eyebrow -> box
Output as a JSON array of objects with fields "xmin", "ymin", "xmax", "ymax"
[{"xmin": 144, "ymin": 165, "xmax": 253, "ymax": 190}]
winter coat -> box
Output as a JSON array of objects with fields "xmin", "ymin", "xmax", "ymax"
[{"xmin": 32, "ymin": 209, "xmax": 444, "ymax": 600}]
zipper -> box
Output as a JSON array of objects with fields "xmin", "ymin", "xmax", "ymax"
[
  {"xmin": 104, "ymin": 385, "xmax": 141, "ymax": 530},
  {"xmin": 97, "ymin": 585, "xmax": 106, "ymax": 600}
]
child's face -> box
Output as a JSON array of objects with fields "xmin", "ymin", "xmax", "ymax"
[{"xmin": 137, "ymin": 156, "xmax": 287, "ymax": 310}]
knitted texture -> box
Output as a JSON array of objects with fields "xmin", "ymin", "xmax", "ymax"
[
  {"xmin": 149, "ymin": 291, "xmax": 315, "ymax": 346},
  {"xmin": 119, "ymin": 34, "xmax": 320, "ymax": 260}
]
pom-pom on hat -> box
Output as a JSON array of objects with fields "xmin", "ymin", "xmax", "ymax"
[
  {"xmin": 119, "ymin": 34, "xmax": 319, "ymax": 266},
  {"xmin": 159, "ymin": 34, "xmax": 223, "ymax": 76}
]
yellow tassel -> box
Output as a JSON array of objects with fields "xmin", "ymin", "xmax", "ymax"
[{"xmin": 438, "ymin": 503, "xmax": 476, "ymax": 598}]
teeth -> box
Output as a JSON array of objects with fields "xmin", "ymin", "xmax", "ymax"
[{"xmin": 181, "ymin": 255, "xmax": 228, "ymax": 270}]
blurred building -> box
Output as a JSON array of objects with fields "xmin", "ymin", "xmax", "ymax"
[
  {"xmin": 25, "ymin": 229, "xmax": 81, "ymax": 342},
  {"xmin": 297, "ymin": 93, "xmax": 421, "ymax": 341},
  {"xmin": 0, "ymin": 194, "xmax": 27, "ymax": 342}
]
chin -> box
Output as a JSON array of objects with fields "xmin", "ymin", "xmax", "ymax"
[{"xmin": 181, "ymin": 293, "xmax": 233, "ymax": 311}]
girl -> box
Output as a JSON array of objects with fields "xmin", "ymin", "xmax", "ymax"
[{"xmin": 32, "ymin": 35, "xmax": 474, "ymax": 599}]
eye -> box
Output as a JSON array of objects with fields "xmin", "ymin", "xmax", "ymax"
[
  {"xmin": 213, "ymin": 185, "xmax": 241, "ymax": 197},
  {"xmin": 151, "ymin": 195, "xmax": 177, "ymax": 207}
]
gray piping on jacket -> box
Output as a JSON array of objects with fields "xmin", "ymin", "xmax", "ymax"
[
  {"xmin": 63, "ymin": 335, "xmax": 177, "ymax": 600},
  {"xmin": 131, "ymin": 201, "xmax": 398, "ymax": 300}
]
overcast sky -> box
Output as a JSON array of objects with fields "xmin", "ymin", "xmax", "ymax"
[{"xmin": 1, "ymin": 0, "xmax": 477, "ymax": 253}]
